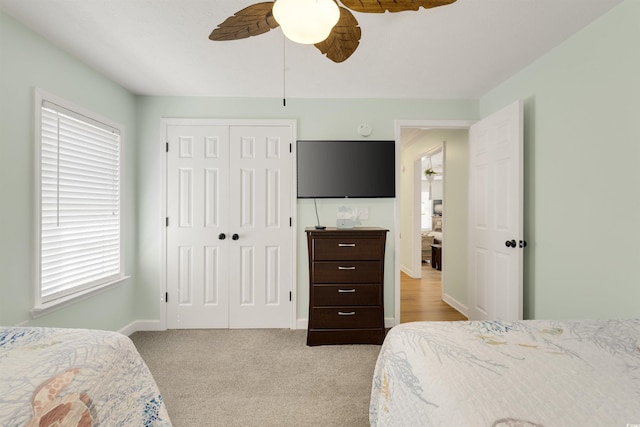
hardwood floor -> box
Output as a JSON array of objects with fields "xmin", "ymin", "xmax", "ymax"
[{"xmin": 400, "ymin": 263, "xmax": 467, "ymax": 323}]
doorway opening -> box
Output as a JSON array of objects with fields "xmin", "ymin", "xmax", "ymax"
[
  {"xmin": 394, "ymin": 120, "xmax": 474, "ymax": 325},
  {"xmin": 419, "ymin": 146, "xmax": 443, "ymax": 270}
]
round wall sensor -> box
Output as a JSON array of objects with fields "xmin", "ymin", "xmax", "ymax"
[{"xmin": 357, "ymin": 124, "xmax": 372, "ymax": 137}]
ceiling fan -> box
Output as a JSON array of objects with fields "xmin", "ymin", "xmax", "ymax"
[{"xmin": 209, "ymin": 0, "xmax": 457, "ymax": 63}]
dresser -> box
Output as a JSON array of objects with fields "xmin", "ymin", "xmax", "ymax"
[{"xmin": 305, "ymin": 227, "xmax": 388, "ymax": 346}]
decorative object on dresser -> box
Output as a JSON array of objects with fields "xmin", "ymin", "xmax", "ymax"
[{"xmin": 306, "ymin": 227, "xmax": 388, "ymax": 346}]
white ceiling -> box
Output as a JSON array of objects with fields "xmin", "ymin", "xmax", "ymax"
[{"xmin": 0, "ymin": 0, "xmax": 623, "ymax": 98}]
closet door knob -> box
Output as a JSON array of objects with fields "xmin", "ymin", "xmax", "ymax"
[
  {"xmin": 232, "ymin": 233, "xmax": 239, "ymax": 240},
  {"xmin": 218, "ymin": 233, "xmax": 226, "ymax": 240},
  {"xmin": 505, "ymin": 239, "xmax": 516, "ymax": 248}
]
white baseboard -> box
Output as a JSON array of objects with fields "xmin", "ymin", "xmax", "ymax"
[
  {"xmin": 296, "ymin": 318, "xmax": 308, "ymax": 330},
  {"xmin": 121, "ymin": 317, "xmax": 396, "ymax": 335},
  {"xmin": 119, "ymin": 320, "xmax": 165, "ymax": 336},
  {"xmin": 442, "ymin": 293, "xmax": 468, "ymax": 318},
  {"xmin": 400, "ymin": 264, "xmax": 417, "ymax": 279}
]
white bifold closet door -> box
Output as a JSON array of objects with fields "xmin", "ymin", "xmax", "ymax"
[{"xmin": 166, "ymin": 123, "xmax": 293, "ymax": 329}]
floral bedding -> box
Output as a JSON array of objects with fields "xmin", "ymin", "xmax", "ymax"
[
  {"xmin": 0, "ymin": 327, "xmax": 172, "ymax": 426},
  {"xmin": 370, "ymin": 319, "xmax": 640, "ymax": 427}
]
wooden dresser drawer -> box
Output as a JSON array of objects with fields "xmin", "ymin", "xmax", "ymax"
[
  {"xmin": 310, "ymin": 307, "xmax": 383, "ymax": 329},
  {"xmin": 312, "ymin": 238, "xmax": 384, "ymax": 261},
  {"xmin": 312, "ymin": 261, "xmax": 381, "ymax": 283},
  {"xmin": 313, "ymin": 284, "xmax": 381, "ymax": 306}
]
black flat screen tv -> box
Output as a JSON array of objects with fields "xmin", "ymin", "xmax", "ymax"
[{"xmin": 296, "ymin": 140, "xmax": 396, "ymax": 198}]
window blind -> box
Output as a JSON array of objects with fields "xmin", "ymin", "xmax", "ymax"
[{"xmin": 39, "ymin": 101, "xmax": 122, "ymax": 302}]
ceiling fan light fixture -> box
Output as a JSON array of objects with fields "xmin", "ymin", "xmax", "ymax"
[{"xmin": 272, "ymin": 0, "xmax": 340, "ymax": 45}]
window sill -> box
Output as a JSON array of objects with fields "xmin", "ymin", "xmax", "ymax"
[{"xmin": 31, "ymin": 276, "xmax": 131, "ymax": 319}]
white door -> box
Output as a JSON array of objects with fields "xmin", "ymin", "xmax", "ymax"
[
  {"xmin": 166, "ymin": 125, "xmax": 230, "ymax": 328},
  {"xmin": 166, "ymin": 123, "xmax": 293, "ymax": 329},
  {"xmin": 227, "ymin": 125, "xmax": 293, "ymax": 328},
  {"xmin": 468, "ymin": 101, "xmax": 524, "ymax": 321}
]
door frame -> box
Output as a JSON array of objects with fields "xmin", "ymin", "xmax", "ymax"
[
  {"xmin": 394, "ymin": 120, "xmax": 475, "ymax": 326},
  {"xmin": 159, "ymin": 118, "xmax": 298, "ymax": 330}
]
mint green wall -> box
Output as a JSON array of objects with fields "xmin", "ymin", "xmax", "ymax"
[
  {"xmin": 0, "ymin": 12, "xmax": 138, "ymax": 329},
  {"xmin": 135, "ymin": 97, "xmax": 477, "ymax": 323},
  {"xmin": 480, "ymin": 0, "xmax": 640, "ymax": 319}
]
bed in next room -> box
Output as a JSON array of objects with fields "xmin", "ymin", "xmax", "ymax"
[
  {"xmin": 0, "ymin": 326, "xmax": 172, "ymax": 426},
  {"xmin": 370, "ymin": 318, "xmax": 640, "ymax": 426}
]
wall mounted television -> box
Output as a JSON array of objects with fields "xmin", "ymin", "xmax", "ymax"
[{"xmin": 296, "ymin": 140, "xmax": 396, "ymax": 199}]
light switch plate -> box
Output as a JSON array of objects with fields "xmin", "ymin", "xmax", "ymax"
[{"xmin": 355, "ymin": 208, "xmax": 369, "ymax": 220}]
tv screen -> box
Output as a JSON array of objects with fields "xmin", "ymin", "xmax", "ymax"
[{"xmin": 296, "ymin": 140, "xmax": 396, "ymax": 198}]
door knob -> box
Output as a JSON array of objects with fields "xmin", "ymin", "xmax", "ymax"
[
  {"xmin": 232, "ymin": 233, "xmax": 239, "ymax": 240},
  {"xmin": 218, "ymin": 233, "xmax": 226, "ymax": 240},
  {"xmin": 505, "ymin": 239, "xmax": 516, "ymax": 248},
  {"xmin": 519, "ymin": 240, "xmax": 527, "ymax": 248}
]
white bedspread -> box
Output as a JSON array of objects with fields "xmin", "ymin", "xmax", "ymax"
[
  {"xmin": 370, "ymin": 319, "xmax": 640, "ymax": 427},
  {"xmin": 0, "ymin": 327, "xmax": 172, "ymax": 426}
]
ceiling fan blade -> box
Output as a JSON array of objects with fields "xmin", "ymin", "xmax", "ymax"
[
  {"xmin": 315, "ymin": 7, "xmax": 361, "ymax": 63},
  {"xmin": 209, "ymin": 2, "xmax": 279, "ymax": 41},
  {"xmin": 339, "ymin": 0, "xmax": 456, "ymax": 13}
]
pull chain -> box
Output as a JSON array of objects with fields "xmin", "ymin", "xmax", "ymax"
[{"xmin": 282, "ymin": 34, "xmax": 287, "ymax": 107}]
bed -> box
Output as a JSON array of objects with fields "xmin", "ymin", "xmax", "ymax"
[
  {"xmin": 0, "ymin": 326, "xmax": 172, "ymax": 426},
  {"xmin": 370, "ymin": 319, "xmax": 640, "ymax": 426}
]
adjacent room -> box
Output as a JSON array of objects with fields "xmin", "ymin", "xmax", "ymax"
[{"xmin": 1, "ymin": 0, "xmax": 639, "ymax": 425}]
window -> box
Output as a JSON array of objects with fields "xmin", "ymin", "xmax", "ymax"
[{"xmin": 35, "ymin": 91, "xmax": 124, "ymax": 309}]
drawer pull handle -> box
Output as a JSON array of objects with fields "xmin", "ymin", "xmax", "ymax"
[
  {"xmin": 338, "ymin": 311, "xmax": 356, "ymax": 316},
  {"xmin": 338, "ymin": 266, "xmax": 356, "ymax": 270},
  {"xmin": 338, "ymin": 289, "xmax": 356, "ymax": 293},
  {"xmin": 338, "ymin": 243, "xmax": 356, "ymax": 247}
]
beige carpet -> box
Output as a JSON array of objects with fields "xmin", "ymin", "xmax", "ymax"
[{"xmin": 130, "ymin": 329, "xmax": 381, "ymax": 427}]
